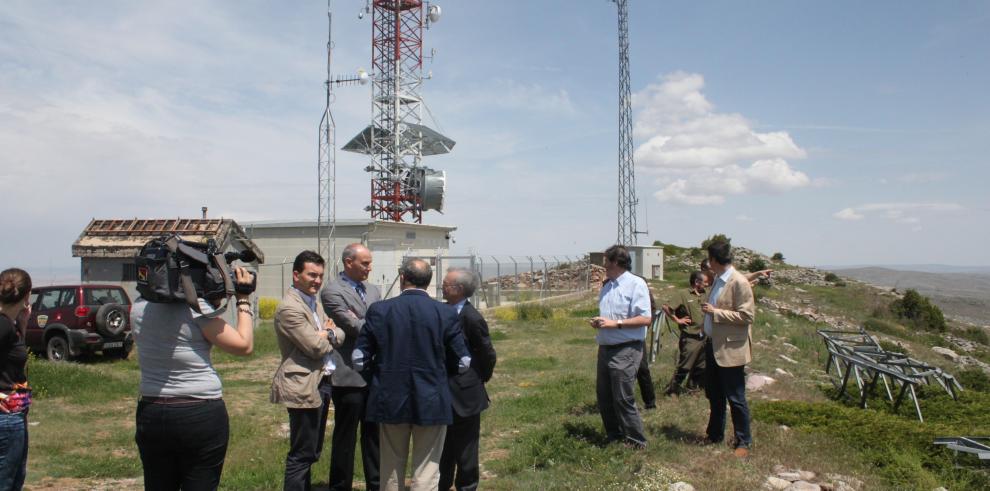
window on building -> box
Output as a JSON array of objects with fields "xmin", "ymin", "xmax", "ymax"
[{"xmin": 122, "ymin": 263, "xmax": 138, "ymax": 282}]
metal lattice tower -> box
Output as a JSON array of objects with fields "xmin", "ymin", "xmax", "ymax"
[
  {"xmin": 318, "ymin": 1, "xmax": 337, "ymax": 270},
  {"xmin": 614, "ymin": 0, "xmax": 638, "ymax": 245},
  {"xmin": 369, "ymin": 0, "xmax": 426, "ymax": 223}
]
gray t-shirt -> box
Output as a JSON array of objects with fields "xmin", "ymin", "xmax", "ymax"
[{"xmin": 131, "ymin": 299, "xmax": 222, "ymax": 399}]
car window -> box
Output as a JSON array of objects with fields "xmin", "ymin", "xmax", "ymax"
[
  {"xmin": 29, "ymin": 293, "xmax": 38, "ymax": 308},
  {"xmin": 84, "ymin": 288, "xmax": 129, "ymax": 306},
  {"xmin": 59, "ymin": 289, "xmax": 78, "ymax": 307},
  {"xmin": 37, "ymin": 290, "xmax": 61, "ymax": 310}
]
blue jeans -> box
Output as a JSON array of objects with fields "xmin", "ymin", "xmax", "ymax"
[
  {"xmin": 0, "ymin": 412, "xmax": 28, "ymax": 490},
  {"xmin": 135, "ymin": 399, "xmax": 229, "ymax": 491}
]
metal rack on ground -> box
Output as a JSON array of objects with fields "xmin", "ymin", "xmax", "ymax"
[{"xmin": 818, "ymin": 328, "xmax": 963, "ymax": 422}]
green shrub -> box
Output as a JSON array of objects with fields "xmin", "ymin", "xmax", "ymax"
[
  {"xmin": 890, "ymin": 290, "xmax": 946, "ymax": 332},
  {"xmin": 956, "ymin": 368, "xmax": 990, "ymax": 393},
  {"xmin": 700, "ymin": 234, "xmax": 731, "ymax": 250},
  {"xmin": 653, "ymin": 240, "xmax": 689, "ymax": 256},
  {"xmin": 754, "ymin": 397, "xmax": 990, "ymax": 489},
  {"xmin": 863, "ymin": 318, "xmax": 906, "ymax": 337},
  {"xmin": 258, "ymin": 297, "xmax": 278, "ymax": 320},
  {"xmin": 747, "ymin": 257, "xmax": 768, "ymax": 272},
  {"xmin": 772, "ymin": 252, "xmax": 785, "ymax": 262},
  {"xmin": 961, "ymin": 326, "xmax": 990, "ymax": 346},
  {"xmin": 516, "ymin": 303, "xmax": 553, "ymax": 321},
  {"xmin": 878, "ymin": 340, "xmax": 908, "ymax": 355},
  {"xmin": 824, "ymin": 272, "xmax": 840, "ymax": 282}
]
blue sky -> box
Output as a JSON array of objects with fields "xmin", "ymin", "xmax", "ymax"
[{"xmin": 1, "ymin": 1, "xmax": 988, "ymax": 280}]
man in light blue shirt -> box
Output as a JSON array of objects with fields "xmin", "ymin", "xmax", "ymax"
[{"xmin": 589, "ymin": 245, "xmax": 652, "ymax": 448}]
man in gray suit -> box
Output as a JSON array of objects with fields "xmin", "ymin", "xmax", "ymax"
[{"xmin": 320, "ymin": 243, "xmax": 381, "ymax": 491}]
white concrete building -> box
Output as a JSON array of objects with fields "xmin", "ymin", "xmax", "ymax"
[{"xmin": 242, "ymin": 219, "xmax": 456, "ymax": 300}]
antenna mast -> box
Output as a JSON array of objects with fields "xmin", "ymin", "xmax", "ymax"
[
  {"xmin": 318, "ymin": 0, "xmax": 337, "ymax": 271},
  {"xmin": 613, "ymin": 0, "xmax": 639, "ymax": 245},
  {"xmin": 344, "ymin": 1, "xmax": 451, "ymax": 224}
]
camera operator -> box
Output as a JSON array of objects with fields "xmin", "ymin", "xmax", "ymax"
[{"xmin": 131, "ymin": 266, "xmax": 256, "ymax": 491}]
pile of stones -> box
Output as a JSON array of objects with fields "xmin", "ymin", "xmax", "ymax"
[{"xmin": 764, "ymin": 466, "xmax": 863, "ymax": 491}]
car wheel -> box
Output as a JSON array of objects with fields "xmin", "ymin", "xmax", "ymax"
[
  {"xmin": 95, "ymin": 304, "xmax": 127, "ymax": 337},
  {"xmin": 46, "ymin": 334, "xmax": 70, "ymax": 362}
]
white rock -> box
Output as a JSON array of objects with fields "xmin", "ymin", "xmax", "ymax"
[
  {"xmin": 785, "ymin": 482, "xmax": 821, "ymax": 491},
  {"xmin": 779, "ymin": 354, "xmax": 799, "ymax": 364},
  {"xmin": 765, "ymin": 476, "xmax": 792, "ymax": 490},
  {"xmin": 779, "ymin": 425, "xmax": 790, "ymax": 431},
  {"xmin": 747, "ymin": 374, "xmax": 777, "ymax": 391},
  {"xmin": 775, "ymin": 368, "xmax": 793, "ymax": 377},
  {"xmin": 798, "ymin": 470, "xmax": 817, "ymax": 481},
  {"xmin": 932, "ymin": 488, "xmax": 948, "ymax": 491},
  {"xmin": 668, "ymin": 482, "xmax": 695, "ymax": 491},
  {"xmin": 782, "ymin": 342, "xmax": 799, "ymax": 351},
  {"xmin": 932, "ymin": 347, "xmax": 959, "ymax": 361},
  {"xmin": 777, "ymin": 472, "xmax": 803, "ymax": 481}
]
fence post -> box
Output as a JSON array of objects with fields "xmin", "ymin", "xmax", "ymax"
[{"xmin": 491, "ymin": 256, "xmax": 501, "ymax": 307}]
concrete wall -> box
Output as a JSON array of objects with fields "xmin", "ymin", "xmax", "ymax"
[
  {"xmin": 244, "ymin": 222, "xmax": 453, "ymax": 301},
  {"xmin": 629, "ymin": 245, "xmax": 664, "ymax": 280},
  {"xmin": 81, "ymin": 257, "xmax": 138, "ymax": 302}
]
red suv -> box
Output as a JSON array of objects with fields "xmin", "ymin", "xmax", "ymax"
[{"xmin": 26, "ymin": 285, "xmax": 134, "ymax": 361}]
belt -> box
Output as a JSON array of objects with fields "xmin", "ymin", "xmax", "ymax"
[
  {"xmin": 682, "ymin": 331, "xmax": 705, "ymax": 340},
  {"xmin": 140, "ymin": 396, "xmax": 220, "ymax": 405},
  {"xmin": 600, "ymin": 340, "xmax": 644, "ymax": 350}
]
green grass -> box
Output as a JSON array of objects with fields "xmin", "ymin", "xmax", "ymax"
[{"xmin": 22, "ymin": 272, "xmax": 987, "ymax": 490}]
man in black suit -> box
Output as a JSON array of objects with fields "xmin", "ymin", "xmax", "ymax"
[
  {"xmin": 438, "ymin": 268, "xmax": 497, "ymax": 491},
  {"xmin": 353, "ymin": 258, "xmax": 471, "ymax": 491},
  {"xmin": 320, "ymin": 243, "xmax": 381, "ymax": 491}
]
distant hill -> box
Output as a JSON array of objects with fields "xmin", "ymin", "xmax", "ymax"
[
  {"xmin": 830, "ymin": 267, "xmax": 990, "ymax": 326},
  {"xmin": 820, "ymin": 264, "xmax": 990, "ymax": 274}
]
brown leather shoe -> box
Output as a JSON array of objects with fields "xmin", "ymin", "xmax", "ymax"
[{"xmin": 733, "ymin": 447, "xmax": 750, "ymax": 458}]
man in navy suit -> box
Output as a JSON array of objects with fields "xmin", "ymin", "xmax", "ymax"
[
  {"xmin": 353, "ymin": 258, "xmax": 471, "ymax": 491},
  {"xmin": 438, "ymin": 268, "xmax": 497, "ymax": 491}
]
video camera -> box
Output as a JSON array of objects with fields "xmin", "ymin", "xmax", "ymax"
[{"xmin": 136, "ymin": 234, "xmax": 258, "ymax": 316}]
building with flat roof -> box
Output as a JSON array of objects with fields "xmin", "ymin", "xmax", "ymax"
[{"xmin": 242, "ymin": 219, "xmax": 456, "ymax": 300}]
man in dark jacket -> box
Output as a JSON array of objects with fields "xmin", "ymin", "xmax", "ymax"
[
  {"xmin": 438, "ymin": 268, "xmax": 497, "ymax": 491},
  {"xmin": 353, "ymin": 258, "xmax": 470, "ymax": 491}
]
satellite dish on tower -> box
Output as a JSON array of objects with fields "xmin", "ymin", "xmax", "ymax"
[{"xmin": 428, "ymin": 5, "xmax": 442, "ymax": 23}]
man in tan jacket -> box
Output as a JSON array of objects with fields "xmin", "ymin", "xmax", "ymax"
[
  {"xmin": 271, "ymin": 251, "xmax": 345, "ymax": 491},
  {"xmin": 700, "ymin": 240, "xmax": 756, "ymax": 458}
]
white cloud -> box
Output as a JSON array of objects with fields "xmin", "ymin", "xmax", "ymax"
[
  {"xmin": 833, "ymin": 202, "xmax": 963, "ymax": 225},
  {"xmin": 736, "ymin": 214, "xmax": 754, "ymax": 222},
  {"xmin": 633, "ymin": 72, "xmax": 810, "ymax": 205},
  {"xmin": 834, "ymin": 208, "xmax": 865, "ymax": 220}
]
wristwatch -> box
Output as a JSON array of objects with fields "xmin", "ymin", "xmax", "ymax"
[{"xmin": 617, "ymin": 319, "xmax": 623, "ymax": 328}]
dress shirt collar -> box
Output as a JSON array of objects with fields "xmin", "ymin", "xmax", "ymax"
[
  {"xmin": 610, "ymin": 270, "xmax": 633, "ymax": 286},
  {"xmin": 291, "ymin": 286, "xmax": 318, "ymax": 313},
  {"xmin": 339, "ymin": 272, "xmax": 364, "ymax": 289},
  {"xmin": 452, "ymin": 298, "xmax": 468, "ymax": 314},
  {"xmin": 716, "ymin": 266, "xmax": 735, "ymax": 285}
]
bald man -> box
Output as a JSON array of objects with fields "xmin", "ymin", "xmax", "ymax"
[{"xmin": 321, "ymin": 243, "xmax": 382, "ymax": 491}]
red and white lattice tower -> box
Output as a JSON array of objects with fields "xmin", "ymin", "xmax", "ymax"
[{"xmin": 344, "ymin": 1, "xmax": 450, "ymax": 223}]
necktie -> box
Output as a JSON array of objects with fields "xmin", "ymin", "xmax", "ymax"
[{"xmin": 355, "ymin": 283, "xmax": 366, "ymax": 301}]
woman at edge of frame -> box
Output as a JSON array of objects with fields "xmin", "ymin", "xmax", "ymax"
[{"xmin": 0, "ymin": 268, "xmax": 34, "ymax": 490}]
